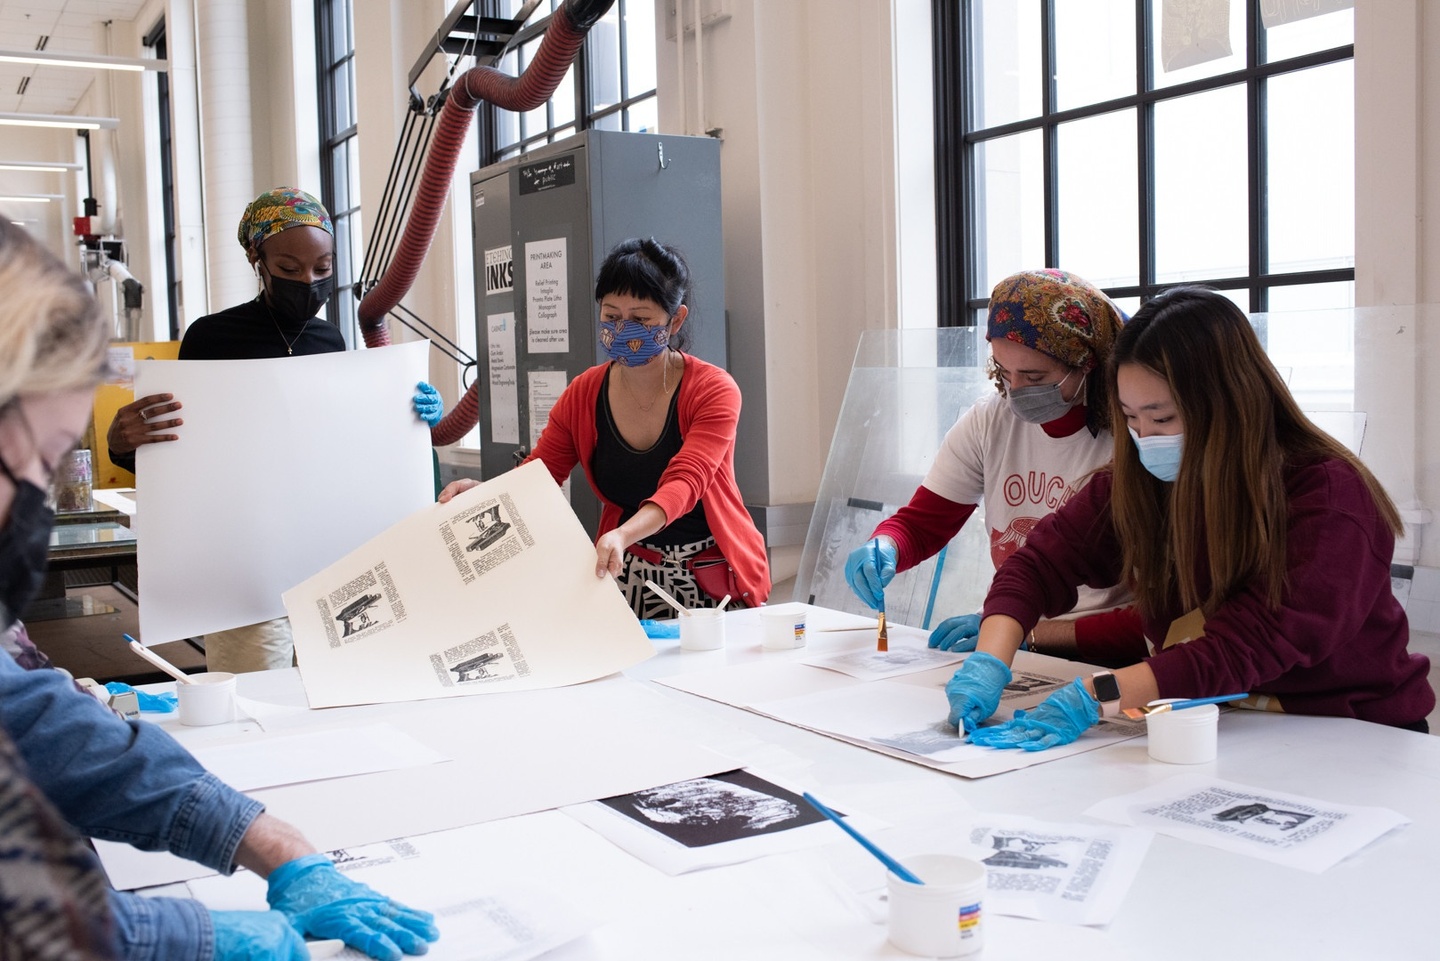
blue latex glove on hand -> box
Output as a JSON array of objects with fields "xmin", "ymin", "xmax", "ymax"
[
  {"xmin": 945, "ymin": 651, "xmax": 1012, "ymax": 732},
  {"xmin": 211, "ymin": 910, "xmax": 308, "ymax": 961},
  {"xmin": 267, "ymin": 854, "xmax": 439, "ymax": 960},
  {"xmin": 968, "ymin": 676, "xmax": 1100, "ymax": 752},
  {"xmin": 928, "ymin": 614, "xmax": 982, "ymax": 652},
  {"xmin": 640, "ymin": 618, "xmax": 681, "ymax": 639},
  {"xmin": 104, "ymin": 681, "xmax": 177, "ymax": 713},
  {"xmin": 845, "ymin": 537, "xmax": 897, "ymax": 610},
  {"xmin": 412, "ymin": 382, "xmax": 443, "ymax": 427}
]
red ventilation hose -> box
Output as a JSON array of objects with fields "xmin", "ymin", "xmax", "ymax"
[{"xmin": 360, "ymin": 0, "xmax": 611, "ymax": 446}]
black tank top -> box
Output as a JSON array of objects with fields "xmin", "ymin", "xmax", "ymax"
[{"xmin": 592, "ymin": 365, "xmax": 711, "ymax": 547}]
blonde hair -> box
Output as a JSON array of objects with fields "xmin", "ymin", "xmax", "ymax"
[{"xmin": 0, "ymin": 223, "xmax": 110, "ymax": 406}]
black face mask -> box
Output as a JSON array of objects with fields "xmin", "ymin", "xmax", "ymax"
[
  {"xmin": 262, "ymin": 268, "xmax": 334, "ymax": 324},
  {"xmin": 0, "ymin": 460, "xmax": 54, "ymax": 632}
]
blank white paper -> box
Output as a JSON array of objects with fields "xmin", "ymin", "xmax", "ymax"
[{"xmin": 134, "ymin": 342, "xmax": 434, "ymax": 643}]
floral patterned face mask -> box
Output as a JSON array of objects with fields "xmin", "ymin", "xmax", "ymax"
[{"xmin": 599, "ymin": 318, "xmax": 672, "ymax": 367}]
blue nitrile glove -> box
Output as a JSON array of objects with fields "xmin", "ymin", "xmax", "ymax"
[
  {"xmin": 640, "ymin": 618, "xmax": 681, "ymax": 639},
  {"xmin": 945, "ymin": 651, "xmax": 1012, "ymax": 733},
  {"xmin": 845, "ymin": 537, "xmax": 897, "ymax": 610},
  {"xmin": 928, "ymin": 614, "xmax": 982, "ymax": 652},
  {"xmin": 267, "ymin": 854, "xmax": 439, "ymax": 960},
  {"xmin": 211, "ymin": 910, "xmax": 309, "ymax": 961},
  {"xmin": 412, "ymin": 382, "xmax": 443, "ymax": 427},
  {"xmin": 968, "ymin": 676, "xmax": 1100, "ymax": 752},
  {"xmin": 104, "ymin": 680, "xmax": 177, "ymax": 713}
]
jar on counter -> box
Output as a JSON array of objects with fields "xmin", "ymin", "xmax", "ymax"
[{"xmin": 54, "ymin": 448, "xmax": 94, "ymax": 512}]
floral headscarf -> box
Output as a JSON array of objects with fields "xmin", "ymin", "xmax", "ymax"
[
  {"xmin": 985, "ymin": 268, "xmax": 1122, "ymax": 373},
  {"xmin": 236, "ymin": 187, "xmax": 333, "ymax": 256}
]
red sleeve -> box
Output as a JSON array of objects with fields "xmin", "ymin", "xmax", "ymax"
[
  {"xmin": 645, "ymin": 361, "xmax": 741, "ymax": 524},
  {"xmin": 1072, "ymin": 607, "xmax": 1148, "ymax": 668},
  {"xmin": 873, "ymin": 485, "xmax": 978, "ymax": 573}
]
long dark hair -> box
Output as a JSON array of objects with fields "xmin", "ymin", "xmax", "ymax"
[
  {"xmin": 595, "ymin": 238, "xmax": 693, "ymax": 351},
  {"xmin": 1108, "ymin": 286, "xmax": 1401, "ymax": 617}
]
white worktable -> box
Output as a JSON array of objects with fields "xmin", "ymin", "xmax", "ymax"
[{"xmin": 150, "ymin": 606, "xmax": 1438, "ymax": 959}]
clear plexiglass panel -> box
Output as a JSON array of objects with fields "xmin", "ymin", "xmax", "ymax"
[{"xmin": 794, "ymin": 329, "xmax": 994, "ymax": 627}]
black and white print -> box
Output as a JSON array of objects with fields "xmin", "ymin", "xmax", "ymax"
[{"xmin": 597, "ymin": 770, "xmax": 826, "ymax": 849}]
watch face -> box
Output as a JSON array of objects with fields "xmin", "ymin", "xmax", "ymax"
[{"xmin": 1092, "ymin": 672, "xmax": 1122, "ymax": 703}]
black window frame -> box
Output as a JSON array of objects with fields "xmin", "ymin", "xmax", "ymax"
[
  {"xmin": 315, "ymin": 0, "xmax": 362, "ymax": 346},
  {"xmin": 475, "ymin": 0, "xmax": 658, "ymax": 167},
  {"xmin": 933, "ymin": 0, "xmax": 1355, "ymax": 325},
  {"xmin": 141, "ymin": 18, "xmax": 180, "ymax": 340}
]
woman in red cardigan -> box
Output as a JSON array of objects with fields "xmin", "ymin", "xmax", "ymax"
[{"xmin": 443, "ymin": 238, "xmax": 769, "ymax": 616}]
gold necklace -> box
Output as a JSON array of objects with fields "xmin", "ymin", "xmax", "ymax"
[
  {"xmin": 265, "ymin": 300, "xmax": 311, "ymax": 355},
  {"xmin": 619, "ymin": 353, "xmax": 672, "ymax": 412}
]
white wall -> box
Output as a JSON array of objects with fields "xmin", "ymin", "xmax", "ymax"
[{"xmin": 1354, "ymin": 1, "xmax": 1440, "ymax": 567}]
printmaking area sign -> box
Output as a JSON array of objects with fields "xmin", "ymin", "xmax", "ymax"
[
  {"xmin": 284, "ymin": 460, "xmax": 654, "ymax": 707},
  {"xmin": 525, "ymin": 237, "xmax": 569, "ymax": 352}
]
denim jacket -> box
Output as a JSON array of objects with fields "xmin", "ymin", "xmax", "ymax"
[{"xmin": 0, "ymin": 652, "xmax": 263, "ymax": 960}]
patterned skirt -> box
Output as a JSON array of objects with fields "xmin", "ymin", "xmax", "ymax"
[{"xmin": 620, "ymin": 536, "xmax": 725, "ymax": 618}]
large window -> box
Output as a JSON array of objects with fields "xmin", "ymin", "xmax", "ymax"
[
  {"xmin": 316, "ymin": 0, "xmax": 363, "ymax": 346},
  {"xmin": 142, "ymin": 20, "xmax": 179, "ymax": 340},
  {"xmin": 934, "ymin": 0, "xmax": 1355, "ymax": 323},
  {"xmin": 477, "ymin": 0, "xmax": 657, "ymax": 166}
]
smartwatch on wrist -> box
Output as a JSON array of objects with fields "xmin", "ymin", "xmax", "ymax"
[{"xmin": 1090, "ymin": 671, "xmax": 1122, "ymax": 718}]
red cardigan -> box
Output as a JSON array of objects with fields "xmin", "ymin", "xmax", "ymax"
[{"xmin": 523, "ymin": 353, "xmax": 771, "ymax": 606}]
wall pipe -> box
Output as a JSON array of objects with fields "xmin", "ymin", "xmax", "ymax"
[{"xmin": 359, "ymin": 0, "xmax": 614, "ymax": 447}]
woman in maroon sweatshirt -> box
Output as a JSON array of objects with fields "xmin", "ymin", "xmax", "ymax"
[{"xmin": 947, "ymin": 286, "xmax": 1434, "ymax": 748}]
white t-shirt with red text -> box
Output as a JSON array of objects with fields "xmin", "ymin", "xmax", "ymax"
[{"xmin": 920, "ymin": 391, "xmax": 1130, "ymax": 618}]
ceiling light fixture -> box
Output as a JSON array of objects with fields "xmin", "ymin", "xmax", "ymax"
[
  {"xmin": 0, "ymin": 49, "xmax": 167, "ymax": 72},
  {"xmin": 0, "ymin": 160, "xmax": 84, "ymax": 172},
  {"xmin": 0, "ymin": 112, "xmax": 119, "ymax": 130},
  {"xmin": 0, "ymin": 194, "xmax": 65, "ymax": 203}
]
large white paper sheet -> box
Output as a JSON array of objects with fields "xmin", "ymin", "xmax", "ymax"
[
  {"xmin": 188, "ymin": 723, "xmax": 448, "ymax": 792},
  {"xmin": 96, "ymin": 675, "xmax": 738, "ymax": 891},
  {"xmin": 134, "ymin": 342, "xmax": 434, "ymax": 642},
  {"xmin": 283, "ymin": 459, "xmax": 654, "ymax": 707},
  {"xmin": 1085, "ymin": 775, "xmax": 1411, "ymax": 873},
  {"xmin": 659, "ymin": 648, "xmax": 1146, "ymax": 778},
  {"xmin": 187, "ymin": 835, "xmax": 598, "ymax": 961}
]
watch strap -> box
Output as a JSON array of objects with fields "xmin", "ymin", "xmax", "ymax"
[{"xmin": 1090, "ymin": 671, "xmax": 1122, "ymax": 718}]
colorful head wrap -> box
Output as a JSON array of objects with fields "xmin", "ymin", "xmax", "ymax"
[
  {"xmin": 985, "ymin": 268, "xmax": 1122, "ymax": 373},
  {"xmin": 236, "ymin": 187, "xmax": 333, "ymax": 255}
]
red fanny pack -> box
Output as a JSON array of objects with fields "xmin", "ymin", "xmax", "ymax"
[{"xmin": 625, "ymin": 543, "xmax": 743, "ymax": 606}]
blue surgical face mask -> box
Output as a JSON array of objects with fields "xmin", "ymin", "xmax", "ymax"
[
  {"xmin": 1005, "ymin": 368, "xmax": 1083, "ymax": 425},
  {"xmin": 1128, "ymin": 427, "xmax": 1184, "ymax": 482},
  {"xmin": 599, "ymin": 318, "xmax": 673, "ymax": 367}
]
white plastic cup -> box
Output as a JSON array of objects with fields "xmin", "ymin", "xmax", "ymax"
[
  {"xmin": 887, "ymin": 854, "xmax": 986, "ymax": 958},
  {"xmin": 759, "ymin": 604, "xmax": 807, "ymax": 650},
  {"xmin": 679, "ymin": 609, "xmax": 726, "ymax": 651},
  {"xmin": 177, "ymin": 672, "xmax": 238, "ymax": 726},
  {"xmin": 1146, "ymin": 699, "xmax": 1219, "ymax": 764}
]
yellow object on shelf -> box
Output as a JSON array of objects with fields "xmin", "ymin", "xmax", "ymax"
[{"xmin": 94, "ymin": 341, "xmax": 181, "ymax": 489}]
